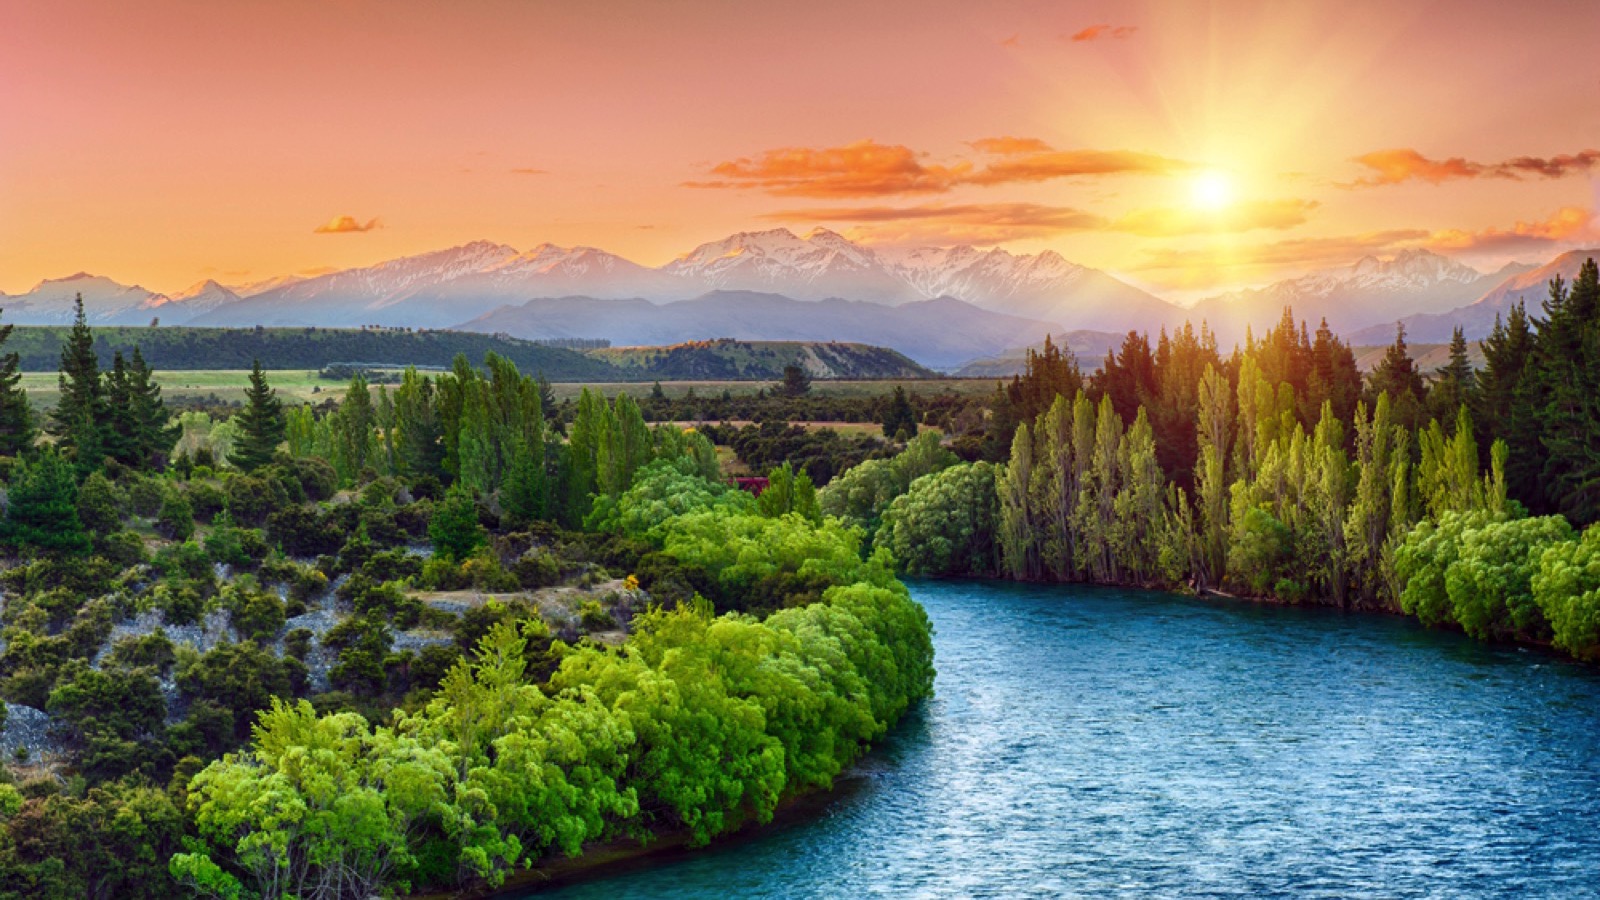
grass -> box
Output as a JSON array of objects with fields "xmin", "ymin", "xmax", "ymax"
[{"xmin": 19, "ymin": 370, "xmax": 978, "ymax": 408}]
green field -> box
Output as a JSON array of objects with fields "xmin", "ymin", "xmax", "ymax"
[{"xmin": 17, "ymin": 370, "xmax": 981, "ymax": 408}]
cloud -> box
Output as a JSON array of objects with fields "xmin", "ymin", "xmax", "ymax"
[
  {"xmin": 312, "ymin": 215, "xmax": 381, "ymax": 234},
  {"xmin": 999, "ymin": 34, "xmax": 1020, "ymax": 47},
  {"xmin": 686, "ymin": 140, "xmax": 971, "ymax": 198},
  {"xmin": 510, "ymin": 167, "xmax": 548, "ymax": 175},
  {"xmin": 689, "ymin": 138, "xmax": 1189, "ymax": 198},
  {"xmin": 1429, "ymin": 206, "xmax": 1598, "ymax": 253},
  {"xmin": 1069, "ymin": 24, "xmax": 1136, "ymax": 42},
  {"xmin": 1345, "ymin": 148, "xmax": 1600, "ymax": 187},
  {"xmin": 1112, "ymin": 199, "xmax": 1319, "ymax": 237}
]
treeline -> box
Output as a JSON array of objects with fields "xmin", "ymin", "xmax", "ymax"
[{"xmin": 2, "ymin": 322, "xmax": 619, "ymax": 379}]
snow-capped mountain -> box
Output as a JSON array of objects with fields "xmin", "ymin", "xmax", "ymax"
[
  {"xmin": 143, "ymin": 280, "xmax": 242, "ymax": 322},
  {"xmin": 1190, "ymin": 249, "xmax": 1524, "ymax": 341},
  {"xmin": 1349, "ymin": 247, "xmax": 1600, "ymax": 344},
  {"xmin": 174, "ymin": 227, "xmax": 1178, "ymax": 333},
  {"xmin": 0, "ymin": 273, "xmax": 166, "ymax": 325}
]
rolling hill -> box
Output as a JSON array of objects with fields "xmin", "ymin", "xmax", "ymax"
[{"xmin": 587, "ymin": 339, "xmax": 938, "ymax": 380}]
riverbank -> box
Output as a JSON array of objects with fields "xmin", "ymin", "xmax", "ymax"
[{"xmin": 413, "ymin": 762, "xmax": 877, "ymax": 899}]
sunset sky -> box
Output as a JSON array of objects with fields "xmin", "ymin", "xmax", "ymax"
[{"xmin": 3, "ymin": 0, "xmax": 1598, "ymax": 301}]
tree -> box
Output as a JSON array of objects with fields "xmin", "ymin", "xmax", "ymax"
[
  {"xmin": 127, "ymin": 347, "xmax": 178, "ymax": 467},
  {"xmin": 779, "ymin": 364, "xmax": 812, "ymax": 398},
  {"xmin": 49, "ymin": 294, "xmax": 105, "ymax": 470},
  {"xmin": 1534, "ymin": 259, "xmax": 1600, "ymax": 525},
  {"xmin": 430, "ymin": 486, "xmax": 485, "ymax": 561},
  {"xmin": 1479, "ymin": 304, "xmax": 1541, "ymax": 508},
  {"xmin": 1428, "ymin": 326, "xmax": 1478, "ymax": 422},
  {"xmin": 880, "ymin": 462, "xmax": 999, "ymax": 577},
  {"xmin": 0, "ymin": 448, "xmax": 90, "ymax": 554},
  {"xmin": 1366, "ymin": 323, "xmax": 1426, "ymax": 431},
  {"xmin": 231, "ymin": 363, "xmax": 286, "ymax": 473},
  {"xmin": 0, "ymin": 307, "xmax": 34, "ymax": 456},
  {"xmin": 880, "ymin": 386, "xmax": 917, "ymax": 440}
]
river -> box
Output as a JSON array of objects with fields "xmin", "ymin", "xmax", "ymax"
[{"xmin": 525, "ymin": 580, "xmax": 1600, "ymax": 898}]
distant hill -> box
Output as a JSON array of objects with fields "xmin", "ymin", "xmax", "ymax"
[
  {"xmin": 1350, "ymin": 342, "xmax": 1486, "ymax": 373},
  {"xmin": 458, "ymin": 291, "xmax": 1062, "ymax": 370},
  {"xmin": 1, "ymin": 326, "xmax": 621, "ymax": 380},
  {"xmin": 588, "ymin": 339, "xmax": 938, "ymax": 381}
]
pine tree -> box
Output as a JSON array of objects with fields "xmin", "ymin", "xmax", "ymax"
[
  {"xmin": 50, "ymin": 294, "xmax": 105, "ymax": 470},
  {"xmin": 1478, "ymin": 304, "xmax": 1541, "ymax": 508},
  {"xmin": 1535, "ymin": 259, "xmax": 1600, "ymax": 524},
  {"xmin": 1366, "ymin": 323, "xmax": 1427, "ymax": 431},
  {"xmin": 231, "ymin": 361, "xmax": 286, "ymax": 472},
  {"xmin": 127, "ymin": 347, "xmax": 178, "ymax": 467},
  {"xmin": 779, "ymin": 364, "xmax": 811, "ymax": 398},
  {"xmin": 100, "ymin": 352, "xmax": 138, "ymax": 465},
  {"xmin": 0, "ymin": 308, "xmax": 33, "ymax": 456},
  {"xmin": 881, "ymin": 386, "xmax": 918, "ymax": 440},
  {"xmin": 1428, "ymin": 326, "xmax": 1477, "ymax": 422}
]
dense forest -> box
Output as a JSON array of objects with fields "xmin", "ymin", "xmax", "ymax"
[{"xmin": 0, "ymin": 259, "xmax": 1597, "ymax": 898}]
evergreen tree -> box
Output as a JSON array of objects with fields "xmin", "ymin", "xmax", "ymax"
[
  {"xmin": 100, "ymin": 352, "xmax": 139, "ymax": 466},
  {"xmin": 1535, "ymin": 259, "xmax": 1600, "ymax": 524},
  {"xmin": 0, "ymin": 448, "xmax": 90, "ymax": 554},
  {"xmin": 0, "ymin": 308, "xmax": 33, "ymax": 456},
  {"xmin": 1478, "ymin": 304, "xmax": 1541, "ymax": 507},
  {"xmin": 430, "ymin": 486, "xmax": 485, "ymax": 561},
  {"xmin": 231, "ymin": 361, "xmax": 286, "ymax": 472},
  {"xmin": 1366, "ymin": 323, "xmax": 1426, "ymax": 431},
  {"xmin": 881, "ymin": 387, "xmax": 918, "ymax": 440},
  {"xmin": 1428, "ymin": 327, "xmax": 1478, "ymax": 422},
  {"xmin": 779, "ymin": 364, "xmax": 812, "ymax": 398},
  {"xmin": 50, "ymin": 294, "xmax": 105, "ymax": 470},
  {"xmin": 333, "ymin": 372, "xmax": 376, "ymax": 483},
  {"xmin": 393, "ymin": 367, "xmax": 445, "ymax": 480},
  {"xmin": 128, "ymin": 347, "xmax": 178, "ymax": 467}
]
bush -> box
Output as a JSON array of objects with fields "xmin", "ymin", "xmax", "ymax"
[
  {"xmin": 126, "ymin": 476, "xmax": 167, "ymax": 518},
  {"xmin": 98, "ymin": 530, "xmax": 150, "ymax": 568},
  {"xmin": 156, "ymin": 489, "xmax": 196, "ymax": 541},
  {"xmin": 76, "ymin": 472, "xmax": 126, "ymax": 534},
  {"xmin": 184, "ymin": 480, "xmax": 227, "ymax": 523},
  {"xmin": 224, "ymin": 474, "xmax": 290, "ymax": 527}
]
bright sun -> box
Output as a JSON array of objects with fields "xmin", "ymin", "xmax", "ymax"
[{"xmin": 1190, "ymin": 171, "xmax": 1236, "ymax": 210}]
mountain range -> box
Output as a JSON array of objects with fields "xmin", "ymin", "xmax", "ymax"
[{"xmin": 6, "ymin": 228, "xmax": 1592, "ymax": 368}]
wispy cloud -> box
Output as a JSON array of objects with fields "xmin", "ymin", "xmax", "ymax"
[
  {"xmin": 690, "ymin": 138, "xmax": 1188, "ymax": 198},
  {"xmin": 312, "ymin": 215, "xmax": 381, "ymax": 234},
  {"xmin": 1429, "ymin": 206, "xmax": 1598, "ymax": 253},
  {"xmin": 1344, "ymin": 148, "xmax": 1600, "ymax": 187},
  {"xmin": 1068, "ymin": 24, "xmax": 1136, "ymax": 42},
  {"xmin": 510, "ymin": 167, "xmax": 549, "ymax": 175}
]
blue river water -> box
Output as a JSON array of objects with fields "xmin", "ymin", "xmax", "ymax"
[{"xmin": 526, "ymin": 580, "xmax": 1600, "ymax": 899}]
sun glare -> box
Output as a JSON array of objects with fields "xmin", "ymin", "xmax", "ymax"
[{"xmin": 1190, "ymin": 171, "xmax": 1235, "ymax": 211}]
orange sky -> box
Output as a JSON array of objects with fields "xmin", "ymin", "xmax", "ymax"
[{"xmin": 3, "ymin": 0, "xmax": 1598, "ymax": 300}]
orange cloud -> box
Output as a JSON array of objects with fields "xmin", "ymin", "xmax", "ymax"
[
  {"xmin": 510, "ymin": 167, "xmax": 548, "ymax": 175},
  {"xmin": 965, "ymin": 148, "xmax": 1190, "ymax": 185},
  {"xmin": 1113, "ymin": 199, "xmax": 1318, "ymax": 237},
  {"xmin": 691, "ymin": 138, "xmax": 1189, "ymax": 197},
  {"xmin": 1069, "ymin": 24, "xmax": 1136, "ymax": 42},
  {"xmin": 687, "ymin": 140, "xmax": 970, "ymax": 198},
  {"xmin": 312, "ymin": 215, "xmax": 381, "ymax": 234},
  {"xmin": 1429, "ymin": 206, "xmax": 1597, "ymax": 253},
  {"xmin": 1346, "ymin": 148, "xmax": 1600, "ymax": 187}
]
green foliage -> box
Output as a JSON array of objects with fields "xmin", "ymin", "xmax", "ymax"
[
  {"xmin": 756, "ymin": 462, "xmax": 821, "ymax": 522},
  {"xmin": 1532, "ymin": 524, "xmax": 1600, "ymax": 660},
  {"xmin": 881, "ymin": 462, "xmax": 999, "ymax": 577},
  {"xmin": 0, "ymin": 448, "xmax": 90, "ymax": 555},
  {"xmin": 429, "ymin": 487, "xmax": 485, "ymax": 562},
  {"xmin": 229, "ymin": 360, "xmax": 286, "ymax": 472},
  {"xmin": 880, "ymin": 385, "xmax": 918, "ymax": 440}
]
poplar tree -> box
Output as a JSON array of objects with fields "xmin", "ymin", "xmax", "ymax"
[
  {"xmin": 393, "ymin": 368, "xmax": 445, "ymax": 480},
  {"xmin": 0, "ymin": 309, "xmax": 33, "ymax": 457},
  {"xmin": 231, "ymin": 361, "xmax": 286, "ymax": 472},
  {"xmin": 996, "ymin": 423, "xmax": 1035, "ymax": 579},
  {"xmin": 50, "ymin": 294, "xmax": 105, "ymax": 470}
]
